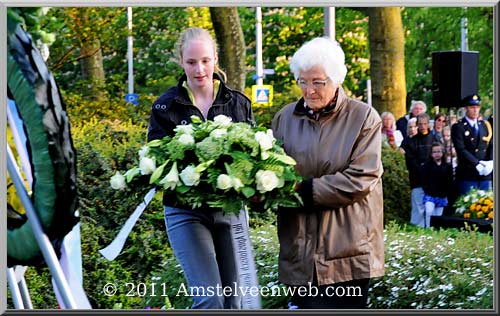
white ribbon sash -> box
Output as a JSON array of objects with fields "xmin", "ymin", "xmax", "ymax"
[
  {"xmin": 230, "ymin": 207, "xmax": 261, "ymax": 309},
  {"xmin": 99, "ymin": 188, "xmax": 157, "ymax": 261}
]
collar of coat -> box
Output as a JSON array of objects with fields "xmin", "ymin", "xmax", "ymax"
[{"xmin": 293, "ymin": 86, "xmax": 347, "ymax": 120}]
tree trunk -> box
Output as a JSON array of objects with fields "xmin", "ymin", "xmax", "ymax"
[
  {"xmin": 366, "ymin": 7, "xmax": 406, "ymax": 118},
  {"xmin": 80, "ymin": 38, "xmax": 106, "ymax": 100},
  {"xmin": 65, "ymin": 8, "xmax": 106, "ymax": 101},
  {"xmin": 209, "ymin": 7, "xmax": 246, "ymax": 92}
]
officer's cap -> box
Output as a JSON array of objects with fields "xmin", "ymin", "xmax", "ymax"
[{"xmin": 462, "ymin": 94, "xmax": 481, "ymax": 106}]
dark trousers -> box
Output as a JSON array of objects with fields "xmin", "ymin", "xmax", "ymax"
[{"xmin": 290, "ymin": 277, "xmax": 370, "ymax": 309}]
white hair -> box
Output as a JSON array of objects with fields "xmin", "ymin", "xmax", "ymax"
[
  {"xmin": 410, "ymin": 100, "xmax": 427, "ymax": 113},
  {"xmin": 289, "ymin": 37, "xmax": 347, "ymax": 84}
]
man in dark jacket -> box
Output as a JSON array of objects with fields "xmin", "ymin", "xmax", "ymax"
[
  {"xmin": 451, "ymin": 94, "xmax": 493, "ymax": 195},
  {"xmin": 404, "ymin": 113, "xmax": 439, "ymax": 227}
]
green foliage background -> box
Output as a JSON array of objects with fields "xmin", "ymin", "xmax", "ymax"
[{"xmin": 29, "ymin": 6, "xmax": 493, "ymax": 112}]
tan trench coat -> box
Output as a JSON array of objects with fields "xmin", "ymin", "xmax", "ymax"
[{"xmin": 271, "ymin": 87, "xmax": 385, "ymax": 286}]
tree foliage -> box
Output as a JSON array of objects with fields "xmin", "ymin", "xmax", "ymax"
[
  {"xmin": 402, "ymin": 7, "xmax": 493, "ymax": 112},
  {"xmin": 18, "ymin": 6, "xmax": 492, "ymax": 113}
]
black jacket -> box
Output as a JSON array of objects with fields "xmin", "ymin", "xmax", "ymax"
[
  {"xmin": 147, "ymin": 74, "xmax": 255, "ymax": 208},
  {"xmin": 451, "ymin": 118, "xmax": 493, "ymax": 181},
  {"xmin": 147, "ymin": 73, "xmax": 254, "ymax": 141},
  {"xmin": 422, "ymin": 161, "xmax": 453, "ymax": 198},
  {"xmin": 404, "ymin": 131, "xmax": 438, "ymax": 188}
]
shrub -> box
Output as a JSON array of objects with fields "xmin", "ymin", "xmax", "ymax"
[{"xmin": 381, "ymin": 145, "xmax": 411, "ymax": 225}]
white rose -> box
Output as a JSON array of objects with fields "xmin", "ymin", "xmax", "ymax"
[
  {"xmin": 139, "ymin": 157, "xmax": 156, "ymax": 175},
  {"xmin": 159, "ymin": 162, "xmax": 179, "ymax": 190},
  {"xmin": 179, "ymin": 165, "xmax": 201, "ymax": 186},
  {"xmin": 110, "ymin": 172, "xmax": 126, "ymax": 190},
  {"xmin": 255, "ymin": 170, "xmax": 279, "ymax": 193},
  {"xmin": 210, "ymin": 128, "xmax": 227, "ymax": 138},
  {"xmin": 217, "ymin": 174, "xmax": 233, "ymax": 190},
  {"xmin": 174, "ymin": 124, "xmax": 194, "ymax": 135},
  {"xmin": 255, "ymin": 130, "xmax": 274, "ymax": 151},
  {"xmin": 178, "ymin": 133, "xmax": 195, "ymax": 146},
  {"xmin": 138, "ymin": 145, "xmax": 149, "ymax": 158},
  {"xmin": 213, "ymin": 114, "xmax": 232, "ymax": 127}
]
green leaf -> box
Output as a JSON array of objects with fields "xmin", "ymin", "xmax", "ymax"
[
  {"xmin": 150, "ymin": 161, "xmax": 168, "ymax": 184},
  {"xmin": 147, "ymin": 139, "xmax": 163, "ymax": 147},
  {"xmin": 241, "ymin": 187, "xmax": 255, "ymax": 198},
  {"xmin": 124, "ymin": 167, "xmax": 141, "ymax": 182}
]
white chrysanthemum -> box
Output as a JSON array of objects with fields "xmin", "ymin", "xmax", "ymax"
[
  {"xmin": 217, "ymin": 174, "xmax": 233, "ymax": 190},
  {"xmin": 110, "ymin": 172, "xmax": 126, "ymax": 190},
  {"xmin": 210, "ymin": 128, "xmax": 227, "ymax": 138},
  {"xmin": 213, "ymin": 114, "xmax": 232, "ymax": 127},
  {"xmin": 174, "ymin": 124, "xmax": 194, "ymax": 135},
  {"xmin": 160, "ymin": 162, "xmax": 179, "ymax": 190},
  {"xmin": 178, "ymin": 133, "xmax": 195, "ymax": 146},
  {"xmin": 138, "ymin": 145, "xmax": 149, "ymax": 158},
  {"xmin": 256, "ymin": 170, "xmax": 279, "ymax": 193},
  {"xmin": 255, "ymin": 130, "xmax": 274, "ymax": 151},
  {"xmin": 180, "ymin": 165, "xmax": 201, "ymax": 186},
  {"xmin": 139, "ymin": 157, "xmax": 156, "ymax": 175}
]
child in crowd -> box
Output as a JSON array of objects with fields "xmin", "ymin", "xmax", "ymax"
[
  {"xmin": 442, "ymin": 126, "xmax": 457, "ymax": 174},
  {"xmin": 399, "ymin": 117, "xmax": 418, "ymax": 155},
  {"xmin": 421, "ymin": 142, "xmax": 454, "ymax": 228}
]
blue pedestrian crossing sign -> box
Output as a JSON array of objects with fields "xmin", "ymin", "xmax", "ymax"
[
  {"xmin": 125, "ymin": 93, "xmax": 139, "ymax": 105},
  {"xmin": 252, "ymin": 85, "xmax": 273, "ymax": 106}
]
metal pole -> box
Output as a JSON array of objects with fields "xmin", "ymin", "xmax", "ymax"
[
  {"xmin": 324, "ymin": 7, "xmax": 335, "ymax": 40},
  {"xmin": 18, "ymin": 276, "xmax": 34, "ymax": 309},
  {"xmin": 256, "ymin": 7, "xmax": 264, "ymax": 85},
  {"xmin": 7, "ymin": 268, "xmax": 25, "ymax": 309},
  {"xmin": 127, "ymin": 7, "xmax": 134, "ymax": 94},
  {"xmin": 6, "ymin": 146, "xmax": 78, "ymax": 309},
  {"xmin": 461, "ymin": 7, "xmax": 468, "ymax": 51}
]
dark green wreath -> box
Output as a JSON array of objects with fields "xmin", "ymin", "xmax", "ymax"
[{"xmin": 7, "ymin": 11, "xmax": 79, "ymax": 267}]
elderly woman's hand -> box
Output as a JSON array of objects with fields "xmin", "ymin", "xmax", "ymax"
[{"xmin": 295, "ymin": 178, "xmax": 314, "ymax": 209}]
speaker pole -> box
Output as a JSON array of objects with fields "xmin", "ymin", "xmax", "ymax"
[{"xmin": 461, "ymin": 8, "xmax": 468, "ymax": 51}]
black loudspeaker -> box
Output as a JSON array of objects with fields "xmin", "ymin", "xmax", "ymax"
[{"xmin": 432, "ymin": 51, "xmax": 479, "ymax": 108}]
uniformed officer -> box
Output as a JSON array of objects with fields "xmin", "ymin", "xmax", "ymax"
[{"xmin": 451, "ymin": 94, "xmax": 493, "ymax": 195}]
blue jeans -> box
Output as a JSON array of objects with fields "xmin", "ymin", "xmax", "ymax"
[
  {"xmin": 457, "ymin": 180, "xmax": 492, "ymax": 196},
  {"xmin": 410, "ymin": 187, "xmax": 425, "ymax": 227},
  {"xmin": 164, "ymin": 206, "xmax": 242, "ymax": 309}
]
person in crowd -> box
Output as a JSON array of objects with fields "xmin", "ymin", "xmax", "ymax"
[
  {"xmin": 442, "ymin": 126, "xmax": 457, "ymax": 172},
  {"xmin": 448, "ymin": 113, "xmax": 458, "ymax": 126},
  {"xmin": 442, "ymin": 125, "xmax": 459, "ymax": 216},
  {"xmin": 404, "ymin": 113, "xmax": 439, "ymax": 227},
  {"xmin": 381, "ymin": 111, "xmax": 403, "ymax": 149},
  {"xmin": 421, "ymin": 142, "xmax": 453, "ymax": 228},
  {"xmin": 396, "ymin": 100, "xmax": 427, "ymax": 139},
  {"xmin": 431, "ymin": 113, "xmax": 447, "ymax": 143},
  {"xmin": 271, "ymin": 37, "xmax": 384, "ymax": 309},
  {"xmin": 147, "ymin": 27, "xmax": 254, "ymax": 309},
  {"xmin": 399, "ymin": 117, "xmax": 418, "ymax": 155},
  {"xmin": 451, "ymin": 94, "xmax": 493, "ymax": 196}
]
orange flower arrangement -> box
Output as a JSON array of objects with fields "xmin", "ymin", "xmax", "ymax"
[{"xmin": 454, "ymin": 188, "xmax": 494, "ymax": 220}]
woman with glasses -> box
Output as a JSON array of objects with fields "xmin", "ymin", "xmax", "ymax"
[
  {"xmin": 271, "ymin": 37, "xmax": 384, "ymax": 309},
  {"xmin": 431, "ymin": 113, "xmax": 447, "ymax": 143}
]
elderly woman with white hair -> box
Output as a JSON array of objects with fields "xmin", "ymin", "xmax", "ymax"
[
  {"xmin": 271, "ymin": 37, "xmax": 385, "ymax": 309},
  {"xmin": 381, "ymin": 111, "xmax": 404, "ymax": 149},
  {"xmin": 396, "ymin": 100, "xmax": 427, "ymax": 139}
]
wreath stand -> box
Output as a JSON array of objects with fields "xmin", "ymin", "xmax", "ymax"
[{"xmin": 6, "ymin": 15, "xmax": 91, "ymax": 309}]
